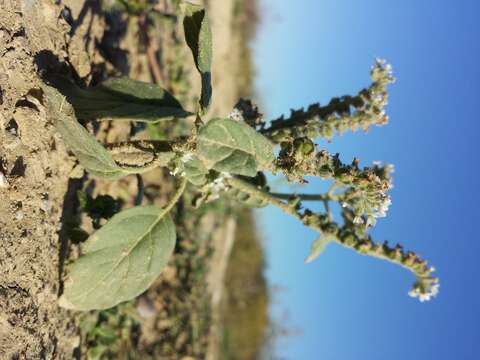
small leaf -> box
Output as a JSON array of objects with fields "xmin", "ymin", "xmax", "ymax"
[
  {"xmin": 183, "ymin": 154, "xmax": 209, "ymax": 186},
  {"xmin": 59, "ymin": 206, "xmax": 176, "ymax": 311},
  {"xmin": 183, "ymin": 3, "xmax": 212, "ymax": 111},
  {"xmin": 87, "ymin": 344, "xmax": 108, "ymax": 360},
  {"xmin": 50, "ymin": 76, "xmax": 192, "ymax": 122},
  {"xmin": 197, "ymin": 118, "xmax": 275, "ymax": 177},
  {"xmin": 305, "ymin": 235, "xmax": 332, "ymax": 264}
]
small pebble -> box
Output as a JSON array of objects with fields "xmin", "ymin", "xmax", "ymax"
[
  {"xmin": 136, "ymin": 297, "xmax": 157, "ymax": 319},
  {"xmin": 15, "ymin": 210, "xmax": 24, "ymax": 221},
  {"xmin": 40, "ymin": 198, "xmax": 49, "ymax": 212},
  {"xmin": 0, "ymin": 172, "xmax": 8, "ymax": 189}
]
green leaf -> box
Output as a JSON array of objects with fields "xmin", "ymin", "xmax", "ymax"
[
  {"xmin": 87, "ymin": 344, "xmax": 108, "ymax": 360},
  {"xmin": 305, "ymin": 235, "xmax": 332, "ymax": 264},
  {"xmin": 43, "ymin": 85, "xmax": 171, "ymax": 179},
  {"xmin": 50, "ymin": 76, "xmax": 192, "ymax": 122},
  {"xmin": 183, "ymin": 3, "xmax": 212, "ymax": 111},
  {"xmin": 59, "ymin": 206, "xmax": 176, "ymax": 311},
  {"xmin": 197, "ymin": 118, "xmax": 275, "ymax": 177},
  {"xmin": 182, "ymin": 154, "xmax": 209, "ymax": 186},
  {"xmin": 108, "ymin": 141, "xmax": 176, "ymax": 173},
  {"xmin": 43, "ymin": 84, "xmax": 129, "ymax": 179}
]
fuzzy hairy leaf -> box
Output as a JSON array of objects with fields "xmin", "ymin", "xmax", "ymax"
[
  {"xmin": 305, "ymin": 235, "xmax": 332, "ymax": 264},
  {"xmin": 43, "ymin": 85, "xmax": 166, "ymax": 179},
  {"xmin": 59, "ymin": 206, "xmax": 176, "ymax": 311},
  {"xmin": 183, "ymin": 3, "xmax": 212, "ymax": 111},
  {"xmin": 108, "ymin": 141, "xmax": 176, "ymax": 173},
  {"xmin": 183, "ymin": 154, "xmax": 209, "ymax": 186},
  {"xmin": 50, "ymin": 76, "xmax": 192, "ymax": 122},
  {"xmin": 43, "ymin": 85, "xmax": 129, "ymax": 179},
  {"xmin": 197, "ymin": 118, "xmax": 275, "ymax": 177}
]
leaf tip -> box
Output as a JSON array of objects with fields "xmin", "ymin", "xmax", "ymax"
[{"xmin": 58, "ymin": 294, "xmax": 76, "ymax": 310}]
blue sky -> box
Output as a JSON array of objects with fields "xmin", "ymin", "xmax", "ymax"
[{"xmin": 253, "ymin": 0, "xmax": 480, "ymax": 359}]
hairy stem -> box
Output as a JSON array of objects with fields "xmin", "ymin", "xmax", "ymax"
[
  {"xmin": 260, "ymin": 60, "xmax": 395, "ymax": 143},
  {"xmin": 164, "ymin": 177, "xmax": 188, "ymax": 213},
  {"xmin": 227, "ymin": 176, "xmax": 437, "ymax": 292},
  {"xmin": 270, "ymin": 192, "xmax": 332, "ymax": 202}
]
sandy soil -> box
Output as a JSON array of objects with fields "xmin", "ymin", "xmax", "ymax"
[
  {"xmin": 0, "ymin": 0, "xmax": 241, "ymax": 358},
  {"xmin": 0, "ymin": 0, "xmax": 105, "ymax": 357}
]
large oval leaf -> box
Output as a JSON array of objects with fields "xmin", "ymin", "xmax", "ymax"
[
  {"xmin": 43, "ymin": 85, "xmax": 171, "ymax": 179},
  {"xmin": 50, "ymin": 76, "xmax": 192, "ymax": 122},
  {"xmin": 59, "ymin": 206, "xmax": 176, "ymax": 311},
  {"xmin": 197, "ymin": 118, "xmax": 275, "ymax": 177},
  {"xmin": 183, "ymin": 3, "xmax": 212, "ymax": 111},
  {"xmin": 43, "ymin": 85, "xmax": 128, "ymax": 179}
]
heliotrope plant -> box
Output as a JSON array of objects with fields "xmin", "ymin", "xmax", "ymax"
[{"xmin": 41, "ymin": 3, "xmax": 438, "ymax": 311}]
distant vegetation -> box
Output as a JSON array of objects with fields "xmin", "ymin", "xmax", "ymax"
[
  {"xmin": 221, "ymin": 210, "xmax": 270, "ymax": 360},
  {"xmin": 233, "ymin": 0, "xmax": 259, "ymax": 98}
]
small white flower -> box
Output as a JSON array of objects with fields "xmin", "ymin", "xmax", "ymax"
[
  {"xmin": 384, "ymin": 196, "xmax": 392, "ymax": 207},
  {"xmin": 353, "ymin": 216, "xmax": 364, "ymax": 224},
  {"xmin": 408, "ymin": 283, "xmax": 439, "ymax": 302},
  {"xmin": 181, "ymin": 153, "xmax": 194, "ymax": 163},
  {"xmin": 170, "ymin": 167, "xmax": 183, "ymax": 176},
  {"xmin": 341, "ymin": 202, "xmax": 349, "ymax": 208},
  {"xmin": 366, "ymin": 216, "xmax": 377, "ymax": 227},
  {"xmin": 372, "ymin": 160, "xmax": 382, "ymax": 167},
  {"xmin": 228, "ymin": 108, "xmax": 244, "ymax": 122},
  {"xmin": 373, "ymin": 195, "xmax": 391, "ymax": 218},
  {"xmin": 211, "ymin": 176, "xmax": 228, "ymax": 193},
  {"xmin": 207, "ymin": 173, "xmax": 233, "ymax": 196},
  {"xmin": 373, "ymin": 209, "xmax": 386, "ymax": 218}
]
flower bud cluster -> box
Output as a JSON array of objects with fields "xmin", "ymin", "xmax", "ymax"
[
  {"xmin": 297, "ymin": 206, "xmax": 438, "ymax": 301},
  {"xmin": 337, "ymin": 227, "xmax": 439, "ymax": 301},
  {"xmin": 261, "ymin": 59, "xmax": 396, "ymax": 143},
  {"xmin": 233, "ymin": 98, "xmax": 264, "ymax": 128},
  {"xmin": 409, "ymin": 278, "xmax": 440, "ymax": 302},
  {"xmin": 277, "ymin": 142, "xmax": 394, "ymax": 222},
  {"xmin": 331, "ymin": 209, "xmax": 436, "ymax": 299}
]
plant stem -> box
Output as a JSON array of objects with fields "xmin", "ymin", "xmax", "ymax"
[
  {"xmin": 226, "ymin": 176, "xmax": 436, "ymax": 286},
  {"xmin": 164, "ymin": 177, "xmax": 188, "ymax": 214},
  {"xmin": 270, "ymin": 192, "xmax": 330, "ymax": 202},
  {"xmin": 135, "ymin": 174, "xmax": 144, "ymax": 206}
]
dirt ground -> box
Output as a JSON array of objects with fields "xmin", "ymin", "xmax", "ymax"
[
  {"xmin": 0, "ymin": 1, "xmax": 99, "ymax": 358},
  {"xmin": 0, "ymin": 0, "xmax": 246, "ymax": 358}
]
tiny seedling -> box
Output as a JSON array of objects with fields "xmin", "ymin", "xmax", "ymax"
[{"xmin": 42, "ymin": 3, "xmax": 438, "ymax": 311}]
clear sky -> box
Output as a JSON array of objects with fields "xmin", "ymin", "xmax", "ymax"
[{"xmin": 253, "ymin": 0, "xmax": 480, "ymax": 359}]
